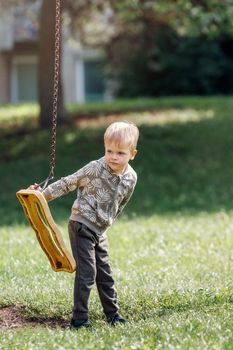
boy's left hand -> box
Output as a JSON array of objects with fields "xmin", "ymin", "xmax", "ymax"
[{"xmin": 28, "ymin": 183, "xmax": 42, "ymax": 191}]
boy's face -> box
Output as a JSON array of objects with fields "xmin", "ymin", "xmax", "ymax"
[{"xmin": 104, "ymin": 141, "xmax": 137, "ymax": 175}]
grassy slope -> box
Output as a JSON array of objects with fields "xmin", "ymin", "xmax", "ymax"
[{"xmin": 1, "ymin": 96, "xmax": 233, "ymax": 349}]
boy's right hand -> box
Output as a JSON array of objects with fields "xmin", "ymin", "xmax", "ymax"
[{"xmin": 28, "ymin": 183, "xmax": 42, "ymax": 191}]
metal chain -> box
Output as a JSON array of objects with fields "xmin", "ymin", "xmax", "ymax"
[{"xmin": 48, "ymin": 0, "xmax": 61, "ymax": 181}]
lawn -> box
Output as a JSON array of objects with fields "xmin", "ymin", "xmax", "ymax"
[{"xmin": 1, "ymin": 96, "xmax": 233, "ymax": 349}]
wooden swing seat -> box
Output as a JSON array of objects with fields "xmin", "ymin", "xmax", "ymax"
[{"xmin": 16, "ymin": 189, "xmax": 76, "ymax": 273}]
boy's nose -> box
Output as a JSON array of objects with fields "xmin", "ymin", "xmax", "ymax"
[{"xmin": 111, "ymin": 153, "xmax": 117, "ymax": 160}]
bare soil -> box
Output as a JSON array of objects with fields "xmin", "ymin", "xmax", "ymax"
[{"xmin": 0, "ymin": 305, "xmax": 69, "ymax": 330}]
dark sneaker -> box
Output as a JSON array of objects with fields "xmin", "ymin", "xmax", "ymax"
[
  {"xmin": 70, "ymin": 318, "xmax": 91, "ymax": 329},
  {"xmin": 107, "ymin": 314, "xmax": 126, "ymax": 326}
]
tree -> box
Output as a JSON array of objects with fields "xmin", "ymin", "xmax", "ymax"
[
  {"xmin": 39, "ymin": 0, "xmax": 66, "ymax": 128},
  {"xmin": 64, "ymin": 0, "xmax": 233, "ymax": 96}
]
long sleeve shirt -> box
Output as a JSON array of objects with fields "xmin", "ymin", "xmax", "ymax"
[{"xmin": 42, "ymin": 157, "xmax": 137, "ymax": 236}]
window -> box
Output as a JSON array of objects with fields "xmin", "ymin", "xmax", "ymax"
[
  {"xmin": 84, "ymin": 60, "xmax": 104, "ymax": 102},
  {"xmin": 11, "ymin": 57, "xmax": 38, "ymax": 102}
]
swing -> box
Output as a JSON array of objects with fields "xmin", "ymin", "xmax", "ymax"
[{"xmin": 16, "ymin": 0, "xmax": 76, "ymax": 273}]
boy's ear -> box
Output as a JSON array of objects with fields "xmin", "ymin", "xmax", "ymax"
[{"xmin": 130, "ymin": 149, "xmax": 137, "ymax": 160}]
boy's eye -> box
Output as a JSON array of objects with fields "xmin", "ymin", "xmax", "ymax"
[{"xmin": 118, "ymin": 152, "xmax": 125, "ymax": 155}]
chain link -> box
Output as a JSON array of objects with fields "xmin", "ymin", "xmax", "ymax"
[{"xmin": 48, "ymin": 0, "xmax": 61, "ymax": 181}]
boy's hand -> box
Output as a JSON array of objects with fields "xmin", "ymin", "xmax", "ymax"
[{"xmin": 28, "ymin": 183, "xmax": 42, "ymax": 191}]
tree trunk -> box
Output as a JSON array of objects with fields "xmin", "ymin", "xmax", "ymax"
[{"xmin": 39, "ymin": 0, "xmax": 66, "ymax": 129}]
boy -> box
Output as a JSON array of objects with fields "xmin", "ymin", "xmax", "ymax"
[{"xmin": 35, "ymin": 121, "xmax": 139, "ymax": 329}]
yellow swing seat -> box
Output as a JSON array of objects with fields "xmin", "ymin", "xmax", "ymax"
[{"xmin": 16, "ymin": 189, "xmax": 76, "ymax": 273}]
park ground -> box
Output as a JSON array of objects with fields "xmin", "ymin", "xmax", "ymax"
[{"xmin": 1, "ymin": 96, "xmax": 233, "ymax": 349}]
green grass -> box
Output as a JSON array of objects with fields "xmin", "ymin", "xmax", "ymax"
[
  {"xmin": 1, "ymin": 96, "xmax": 233, "ymax": 349},
  {"xmin": 0, "ymin": 103, "xmax": 39, "ymax": 130}
]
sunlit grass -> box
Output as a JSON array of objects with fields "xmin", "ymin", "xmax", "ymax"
[
  {"xmin": 0, "ymin": 103, "xmax": 39, "ymax": 127},
  {"xmin": 1, "ymin": 212, "xmax": 233, "ymax": 349},
  {"xmin": 75, "ymin": 108, "xmax": 216, "ymax": 129}
]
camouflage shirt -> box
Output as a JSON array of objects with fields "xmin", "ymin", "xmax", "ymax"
[{"xmin": 43, "ymin": 157, "xmax": 137, "ymax": 236}]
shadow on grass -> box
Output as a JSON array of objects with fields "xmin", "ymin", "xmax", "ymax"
[{"xmin": 1, "ymin": 110, "xmax": 233, "ymax": 226}]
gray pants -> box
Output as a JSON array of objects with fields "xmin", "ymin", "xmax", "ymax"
[{"xmin": 68, "ymin": 220, "xmax": 119, "ymax": 320}]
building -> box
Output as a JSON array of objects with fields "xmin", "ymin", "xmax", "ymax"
[{"xmin": 0, "ymin": 1, "xmax": 108, "ymax": 105}]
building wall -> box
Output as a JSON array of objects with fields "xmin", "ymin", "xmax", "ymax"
[
  {"xmin": 11, "ymin": 55, "xmax": 38, "ymax": 102},
  {"xmin": 62, "ymin": 41, "xmax": 78, "ymax": 103}
]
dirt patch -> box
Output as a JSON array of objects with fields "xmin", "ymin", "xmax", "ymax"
[{"xmin": 0, "ymin": 305, "xmax": 69, "ymax": 330}]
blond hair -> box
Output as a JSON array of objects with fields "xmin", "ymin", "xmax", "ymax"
[{"xmin": 104, "ymin": 121, "xmax": 139, "ymax": 150}]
